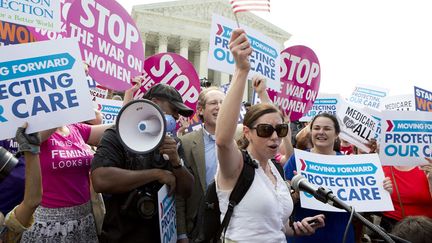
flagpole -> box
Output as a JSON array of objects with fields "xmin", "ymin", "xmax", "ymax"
[
  {"xmin": 234, "ymin": 12, "xmax": 240, "ymax": 28},
  {"xmin": 231, "ymin": 0, "xmax": 272, "ymax": 28}
]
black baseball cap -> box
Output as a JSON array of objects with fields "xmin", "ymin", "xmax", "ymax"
[{"xmin": 143, "ymin": 84, "xmax": 194, "ymax": 117}]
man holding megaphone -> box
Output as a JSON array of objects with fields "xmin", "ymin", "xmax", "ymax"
[{"xmin": 91, "ymin": 84, "xmax": 194, "ymax": 243}]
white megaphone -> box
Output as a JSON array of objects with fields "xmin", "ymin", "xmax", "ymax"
[{"xmin": 116, "ymin": 99, "xmax": 166, "ymax": 154}]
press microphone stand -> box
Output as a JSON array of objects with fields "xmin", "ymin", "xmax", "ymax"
[{"xmin": 315, "ymin": 186, "xmax": 411, "ymax": 243}]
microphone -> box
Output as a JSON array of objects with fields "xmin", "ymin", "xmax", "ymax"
[
  {"xmin": 291, "ymin": 174, "xmax": 343, "ymax": 209},
  {"xmin": 291, "ymin": 174, "xmax": 318, "ymax": 196},
  {"xmin": 291, "ymin": 174, "xmax": 409, "ymax": 243}
]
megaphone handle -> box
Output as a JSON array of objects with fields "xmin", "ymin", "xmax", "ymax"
[
  {"xmin": 153, "ymin": 150, "xmax": 168, "ymax": 162},
  {"xmin": 162, "ymin": 132, "xmax": 173, "ymax": 161}
]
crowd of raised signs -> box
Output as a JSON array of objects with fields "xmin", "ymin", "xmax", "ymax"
[{"xmin": 1, "ymin": 0, "xmax": 432, "ymax": 243}]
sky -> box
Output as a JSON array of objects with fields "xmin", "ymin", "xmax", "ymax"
[{"xmin": 117, "ymin": 0, "xmax": 432, "ymax": 98}]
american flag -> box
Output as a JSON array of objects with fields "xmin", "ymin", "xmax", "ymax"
[{"xmin": 229, "ymin": 0, "xmax": 270, "ymax": 13}]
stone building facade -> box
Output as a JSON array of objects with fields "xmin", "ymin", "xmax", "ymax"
[{"xmin": 132, "ymin": 0, "xmax": 291, "ymax": 100}]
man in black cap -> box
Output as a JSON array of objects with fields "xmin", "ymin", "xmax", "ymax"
[
  {"xmin": 142, "ymin": 83, "xmax": 194, "ymax": 119},
  {"xmin": 91, "ymin": 84, "xmax": 194, "ymax": 243}
]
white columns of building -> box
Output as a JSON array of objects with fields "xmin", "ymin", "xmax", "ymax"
[
  {"xmin": 158, "ymin": 34, "xmax": 168, "ymax": 53},
  {"xmin": 141, "ymin": 33, "xmax": 155, "ymax": 58},
  {"xmin": 141, "ymin": 32, "xmax": 146, "ymax": 57},
  {"xmin": 198, "ymin": 40, "xmax": 208, "ymax": 79},
  {"xmin": 220, "ymin": 73, "xmax": 230, "ymax": 86},
  {"xmin": 179, "ymin": 37, "xmax": 189, "ymax": 59}
]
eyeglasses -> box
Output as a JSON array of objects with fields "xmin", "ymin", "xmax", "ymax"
[
  {"xmin": 206, "ymin": 100, "xmax": 223, "ymax": 107},
  {"xmin": 251, "ymin": 124, "xmax": 289, "ymax": 138}
]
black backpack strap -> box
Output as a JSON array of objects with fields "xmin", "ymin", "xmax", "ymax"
[
  {"xmin": 192, "ymin": 179, "xmax": 221, "ymax": 243},
  {"xmin": 216, "ymin": 150, "xmax": 258, "ymax": 240},
  {"xmin": 271, "ymin": 158, "xmax": 285, "ymax": 180}
]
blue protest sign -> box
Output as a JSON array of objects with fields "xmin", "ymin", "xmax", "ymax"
[
  {"xmin": 0, "ymin": 53, "xmax": 75, "ymax": 81},
  {"xmin": 349, "ymin": 84, "xmax": 388, "ymax": 110},
  {"xmin": 379, "ymin": 110, "xmax": 432, "ymax": 166},
  {"xmin": 414, "ymin": 86, "xmax": 432, "ymax": 112},
  {"xmin": 208, "ymin": 14, "xmax": 281, "ymax": 91},
  {"xmin": 0, "ymin": 38, "xmax": 94, "ymax": 139},
  {"xmin": 294, "ymin": 149, "xmax": 393, "ymax": 212}
]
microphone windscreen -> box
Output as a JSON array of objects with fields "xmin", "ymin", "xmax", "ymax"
[{"xmin": 291, "ymin": 174, "xmax": 306, "ymax": 192}]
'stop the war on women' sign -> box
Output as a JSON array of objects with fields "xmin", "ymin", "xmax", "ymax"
[
  {"xmin": 66, "ymin": 0, "xmax": 144, "ymax": 91},
  {"xmin": 294, "ymin": 149, "xmax": 393, "ymax": 212},
  {"xmin": 208, "ymin": 14, "xmax": 281, "ymax": 91},
  {"xmin": 134, "ymin": 53, "xmax": 201, "ymax": 114},
  {"xmin": 0, "ymin": 38, "xmax": 95, "ymax": 140},
  {"xmin": 266, "ymin": 45, "xmax": 321, "ymax": 121}
]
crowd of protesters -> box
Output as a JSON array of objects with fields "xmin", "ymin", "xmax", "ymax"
[{"xmin": 1, "ymin": 28, "xmax": 431, "ymax": 243}]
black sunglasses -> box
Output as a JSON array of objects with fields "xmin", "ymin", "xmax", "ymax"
[{"xmin": 251, "ymin": 124, "xmax": 289, "ymax": 138}]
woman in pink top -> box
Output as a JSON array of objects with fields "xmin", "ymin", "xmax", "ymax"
[{"xmin": 21, "ymin": 123, "xmax": 109, "ymax": 242}]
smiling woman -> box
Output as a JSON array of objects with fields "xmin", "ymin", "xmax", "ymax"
[
  {"xmin": 309, "ymin": 113, "xmax": 340, "ymax": 155},
  {"xmin": 283, "ymin": 113, "xmax": 359, "ymax": 243}
]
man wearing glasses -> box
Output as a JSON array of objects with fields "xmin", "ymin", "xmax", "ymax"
[{"xmin": 176, "ymin": 87, "xmax": 226, "ymax": 242}]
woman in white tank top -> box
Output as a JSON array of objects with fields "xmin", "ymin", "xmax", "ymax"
[{"xmin": 214, "ymin": 28, "xmax": 325, "ymax": 242}]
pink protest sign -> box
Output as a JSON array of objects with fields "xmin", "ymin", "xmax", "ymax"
[
  {"xmin": 66, "ymin": 0, "xmax": 144, "ymax": 91},
  {"xmin": 268, "ymin": 45, "xmax": 321, "ymax": 121},
  {"xmin": 134, "ymin": 53, "xmax": 201, "ymax": 113},
  {"xmin": 29, "ymin": 0, "xmax": 74, "ymax": 41}
]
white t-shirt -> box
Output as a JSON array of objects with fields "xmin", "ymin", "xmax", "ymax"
[{"xmin": 216, "ymin": 159, "xmax": 293, "ymax": 243}]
